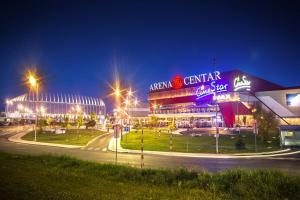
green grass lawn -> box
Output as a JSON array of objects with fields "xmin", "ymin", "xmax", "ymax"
[
  {"xmin": 22, "ymin": 128, "xmax": 105, "ymax": 146},
  {"xmin": 0, "ymin": 151, "xmax": 299, "ymax": 200},
  {"xmin": 121, "ymin": 129, "xmax": 280, "ymax": 154}
]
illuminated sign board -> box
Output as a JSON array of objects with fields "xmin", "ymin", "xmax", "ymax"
[
  {"xmin": 213, "ymin": 93, "xmax": 231, "ymax": 101},
  {"xmin": 172, "ymin": 75, "xmax": 184, "ymax": 89},
  {"xmin": 149, "ymin": 71, "xmax": 221, "ymax": 91},
  {"xmin": 286, "ymin": 93, "xmax": 300, "ymax": 106},
  {"xmin": 233, "ymin": 75, "xmax": 251, "ymax": 91},
  {"xmin": 196, "ymin": 81, "xmax": 228, "ymax": 99},
  {"xmin": 213, "ymin": 93, "xmax": 239, "ymax": 102}
]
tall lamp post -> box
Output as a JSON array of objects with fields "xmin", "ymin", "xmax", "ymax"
[
  {"xmin": 127, "ymin": 89, "xmax": 132, "ymax": 133},
  {"xmin": 26, "ymin": 72, "xmax": 39, "ymax": 142},
  {"xmin": 124, "ymin": 89, "xmax": 135, "ymax": 137},
  {"xmin": 214, "ymin": 94, "xmax": 219, "ymax": 154},
  {"xmin": 113, "ymin": 83, "xmax": 121, "ymax": 164}
]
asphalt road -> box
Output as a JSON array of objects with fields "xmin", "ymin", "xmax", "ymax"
[{"xmin": 1, "ymin": 126, "xmax": 300, "ymax": 175}]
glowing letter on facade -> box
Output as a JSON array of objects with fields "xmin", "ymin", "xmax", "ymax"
[{"xmin": 234, "ymin": 75, "xmax": 251, "ymax": 91}]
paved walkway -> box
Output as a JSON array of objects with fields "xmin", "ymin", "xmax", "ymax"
[{"xmin": 83, "ymin": 130, "xmax": 113, "ymax": 151}]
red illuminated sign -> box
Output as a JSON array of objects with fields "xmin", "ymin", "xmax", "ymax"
[{"xmin": 172, "ymin": 75, "xmax": 184, "ymax": 89}]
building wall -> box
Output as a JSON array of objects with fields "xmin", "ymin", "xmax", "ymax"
[
  {"xmin": 281, "ymin": 118, "xmax": 300, "ymax": 125},
  {"xmin": 255, "ymin": 88, "xmax": 300, "ymax": 118}
]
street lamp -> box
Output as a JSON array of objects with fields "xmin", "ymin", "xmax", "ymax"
[
  {"xmin": 124, "ymin": 93, "xmax": 137, "ymax": 141},
  {"xmin": 214, "ymin": 93, "xmax": 219, "ymax": 154},
  {"xmin": 124, "ymin": 98, "xmax": 130, "ymax": 107},
  {"xmin": 115, "ymin": 88, "xmax": 120, "ymax": 98},
  {"xmin": 28, "ymin": 75, "xmax": 37, "ymax": 88},
  {"xmin": 26, "ymin": 71, "xmax": 40, "ymax": 142},
  {"xmin": 128, "ymin": 88, "xmax": 133, "ymax": 97},
  {"xmin": 111, "ymin": 81, "xmax": 122, "ymax": 164}
]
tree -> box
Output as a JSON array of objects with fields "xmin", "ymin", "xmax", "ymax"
[
  {"xmin": 85, "ymin": 120, "xmax": 96, "ymax": 129},
  {"xmin": 46, "ymin": 117, "xmax": 52, "ymax": 127},
  {"xmin": 253, "ymin": 104, "xmax": 279, "ymax": 141},
  {"xmin": 235, "ymin": 135, "xmax": 246, "ymax": 150},
  {"xmin": 75, "ymin": 115, "xmax": 84, "ymax": 129},
  {"xmin": 85, "ymin": 112, "xmax": 97, "ymax": 129},
  {"xmin": 168, "ymin": 118, "xmax": 176, "ymax": 131},
  {"xmin": 133, "ymin": 120, "xmax": 141, "ymax": 130},
  {"xmin": 63, "ymin": 115, "xmax": 70, "ymax": 129},
  {"xmin": 37, "ymin": 119, "xmax": 47, "ymax": 133},
  {"xmin": 149, "ymin": 115, "xmax": 158, "ymax": 128},
  {"xmin": 90, "ymin": 112, "xmax": 97, "ymax": 121}
]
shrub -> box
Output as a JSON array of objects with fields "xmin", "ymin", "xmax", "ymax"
[
  {"xmin": 235, "ymin": 137, "xmax": 246, "ymax": 150},
  {"xmin": 85, "ymin": 120, "xmax": 96, "ymax": 129}
]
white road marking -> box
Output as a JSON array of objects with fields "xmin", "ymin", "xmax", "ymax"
[
  {"xmin": 16, "ymin": 148, "xmax": 26, "ymax": 150},
  {"xmin": 267, "ymin": 157, "xmax": 300, "ymax": 161}
]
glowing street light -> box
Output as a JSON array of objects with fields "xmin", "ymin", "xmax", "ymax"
[
  {"xmin": 124, "ymin": 98, "xmax": 130, "ymax": 107},
  {"xmin": 128, "ymin": 89, "xmax": 132, "ymax": 97},
  {"xmin": 109, "ymin": 79, "xmax": 123, "ymax": 165},
  {"xmin": 25, "ymin": 70, "xmax": 41, "ymax": 142},
  {"xmin": 115, "ymin": 88, "xmax": 120, "ymax": 98},
  {"xmin": 26, "ymin": 71, "xmax": 39, "ymax": 90},
  {"xmin": 28, "ymin": 75, "xmax": 37, "ymax": 87}
]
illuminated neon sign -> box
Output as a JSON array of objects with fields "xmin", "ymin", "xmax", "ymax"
[
  {"xmin": 149, "ymin": 71, "xmax": 221, "ymax": 91},
  {"xmin": 233, "ymin": 75, "xmax": 251, "ymax": 91},
  {"xmin": 172, "ymin": 75, "xmax": 184, "ymax": 89},
  {"xmin": 213, "ymin": 94, "xmax": 231, "ymax": 101},
  {"xmin": 213, "ymin": 93, "xmax": 239, "ymax": 102},
  {"xmin": 196, "ymin": 81, "xmax": 228, "ymax": 99}
]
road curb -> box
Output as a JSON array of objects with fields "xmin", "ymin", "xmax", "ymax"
[
  {"xmin": 8, "ymin": 129, "xmax": 84, "ymax": 149},
  {"xmin": 107, "ymin": 137, "xmax": 298, "ymax": 159}
]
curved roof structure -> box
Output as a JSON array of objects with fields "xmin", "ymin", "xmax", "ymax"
[{"xmin": 8, "ymin": 93, "xmax": 105, "ymax": 106}]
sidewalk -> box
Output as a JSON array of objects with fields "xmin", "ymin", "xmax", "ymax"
[{"xmin": 107, "ymin": 137, "xmax": 299, "ymax": 158}]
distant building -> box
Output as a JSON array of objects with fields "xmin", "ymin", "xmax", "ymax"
[
  {"xmin": 5, "ymin": 93, "xmax": 106, "ymax": 124},
  {"xmin": 127, "ymin": 101, "xmax": 150, "ymax": 119}
]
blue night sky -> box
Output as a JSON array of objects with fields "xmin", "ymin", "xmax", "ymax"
[{"xmin": 0, "ymin": 0, "xmax": 300, "ymax": 111}]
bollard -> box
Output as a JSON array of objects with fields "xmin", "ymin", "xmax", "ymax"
[
  {"xmin": 141, "ymin": 129, "xmax": 144, "ymax": 168},
  {"xmin": 169, "ymin": 130, "xmax": 173, "ymax": 151}
]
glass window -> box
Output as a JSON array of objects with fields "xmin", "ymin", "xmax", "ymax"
[{"xmin": 285, "ymin": 131, "xmax": 294, "ymax": 137}]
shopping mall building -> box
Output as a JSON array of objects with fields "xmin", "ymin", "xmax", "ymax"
[
  {"xmin": 148, "ymin": 70, "xmax": 300, "ymax": 128},
  {"xmin": 5, "ymin": 93, "xmax": 106, "ymax": 124}
]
